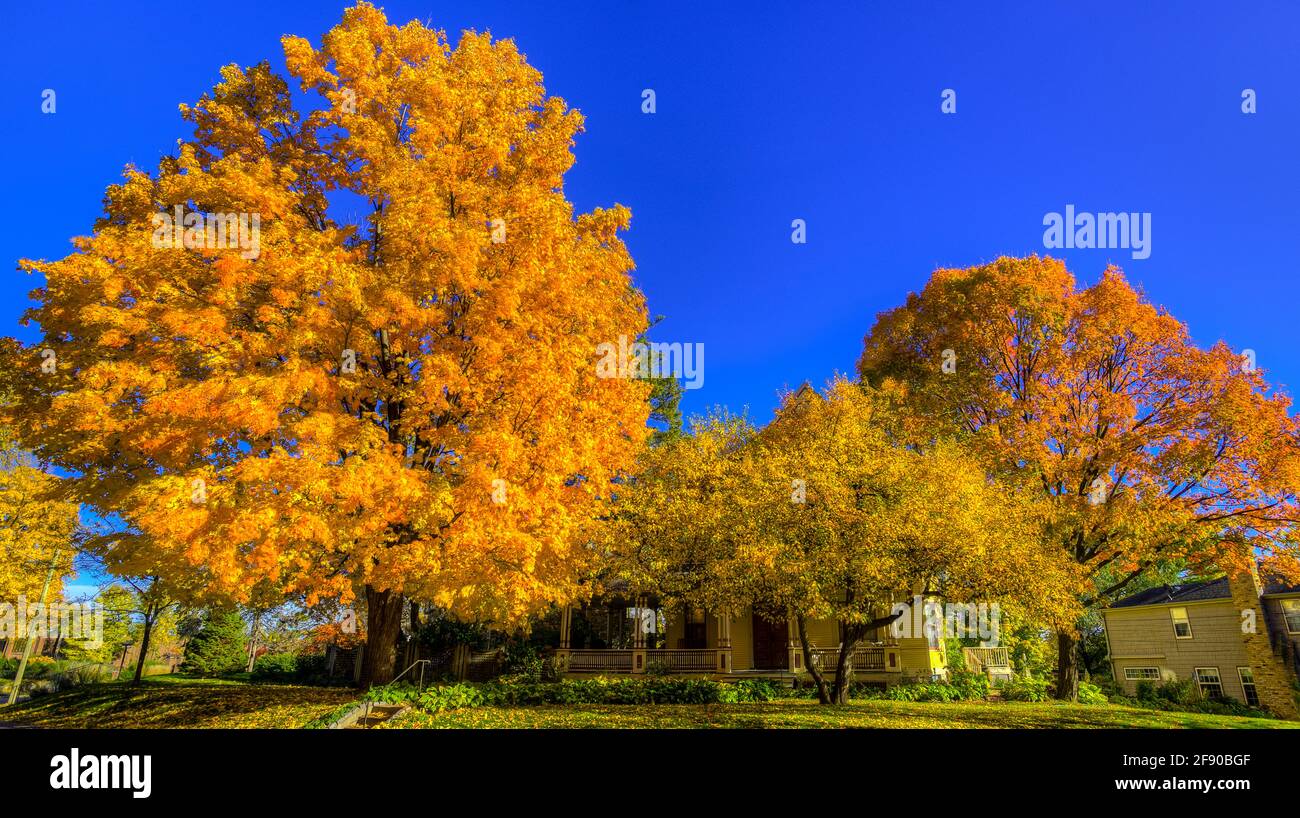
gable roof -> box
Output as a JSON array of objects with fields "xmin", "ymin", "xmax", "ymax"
[{"xmin": 1108, "ymin": 577, "xmax": 1230, "ymax": 609}]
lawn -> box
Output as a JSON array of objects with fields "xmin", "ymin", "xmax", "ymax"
[
  {"xmin": 0, "ymin": 676, "xmax": 356, "ymax": 729},
  {"xmin": 3, "ymin": 679, "xmax": 1294, "ymax": 729},
  {"xmin": 384, "ymin": 699, "xmax": 1299, "ymax": 729}
]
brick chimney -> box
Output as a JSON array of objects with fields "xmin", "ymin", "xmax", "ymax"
[{"xmin": 1226, "ymin": 561, "xmax": 1299, "ymax": 720}]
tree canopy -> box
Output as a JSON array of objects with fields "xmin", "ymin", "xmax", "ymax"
[
  {"xmin": 857, "ymin": 256, "xmax": 1300, "ymax": 697},
  {"xmin": 4, "ymin": 3, "xmax": 651, "ymax": 684}
]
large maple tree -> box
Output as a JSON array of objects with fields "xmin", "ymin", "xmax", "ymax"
[
  {"xmin": 857, "ymin": 256, "xmax": 1300, "ymax": 699},
  {"xmin": 5, "ymin": 3, "xmax": 650, "ymax": 684}
]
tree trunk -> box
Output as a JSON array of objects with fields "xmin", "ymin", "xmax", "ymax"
[
  {"xmin": 132, "ymin": 603, "xmax": 156, "ymax": 685},
  {"xmin": 360, "ymin": 586, "xmax": 404, "ymax": 687},
  {"xmin": 1055, "ymin": 629, "xmax": 1079, "ymax": 701},
  {"xmin": 795, "ymin": 615, "xmax": 830, "ymax": 704},
  {"xmin": 246, "ymin": 609, "xmax": 262, "ymax": 673},
  {"xmin": 830, "ymin": 624, "xmax": 867, "ymax": 705}
]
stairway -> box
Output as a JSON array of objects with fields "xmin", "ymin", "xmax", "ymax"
[{"xmin": 346, "ymin": 703, "xmax": 408, "ymax": 729}]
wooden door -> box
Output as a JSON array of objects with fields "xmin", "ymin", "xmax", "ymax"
[{"xmin": 751, "ymin": 614, "xmax": 788, "ymax": 670}]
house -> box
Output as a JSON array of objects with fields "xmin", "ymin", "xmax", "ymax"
[
  {"xmin": 1100, "ymin": 564, "xmax": 1300, "ymax": 718},
  {"xmin": 553, "ymin": 596, "xmax": 1007, "ymax": 686}
]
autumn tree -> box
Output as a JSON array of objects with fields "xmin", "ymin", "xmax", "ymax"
[
  {"xmin": 606, "ymin": 380, "xmax": 1075, "ymax": 704},
  {"xmin": 744, "ymin": 380, "xmax": 1073, "ymax": 704},
  {"xmin": 858, "ymin": 256, "xmax": 1300, "ymax": 699},
  {"xmin": 5, "ymin": 3, "xmax": 649, "ymax": 685},
  {"xmin": 601, "ymin": 411, "xmax": 755, "ymax": 611},
  {"xmin": 112, "ymin": 576, "xmax": 186, "ymax": 684},
  {"xmin": 0, "ymin": 441, "xmax": 79, "ymax": 605}
]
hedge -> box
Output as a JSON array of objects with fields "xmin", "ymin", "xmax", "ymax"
[{"xmin": 366, "ymin": 676, "xmax": 784, "ymax": 712}]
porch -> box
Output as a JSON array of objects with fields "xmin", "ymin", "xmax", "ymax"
[
  {"xmin": 962, "ymin": 646, "xmax": 1013, "ymax": 683},
  {"xmin": 555, "ymin": 600, "xmax": 903, "ymax": 678}
]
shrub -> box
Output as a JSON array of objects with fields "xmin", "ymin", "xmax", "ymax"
[
  {"xmin": 251, "ymin": 652, "xmax": 300, "ymax": 682},
  {"xmin": 643, "ymin": 659, "xmax": 672, "ymax": 677},
  {"xmin": 1077, "ymin": 681, "xmax": 1108, "ymax": 705},
  {"xmin": 540, "ymin": 654, "xmax": 565, "ymax": 683},
  {"xmin": 180, "ymin": 609, "xmax": 248, "ymax": 676},
  {"xmin": 365, "ymin": 676, "xmax": 786, "ymax": 712},
  {"xmin": 1001, "ymin": 674, "xmax": 1051, "ymax": 702},
  {"xmin": 1113, "ymin": 678, "xmax": 1274, "ymax": 718},
  {"xmin": 947, "ymin": 668, "xmax": 991, "ymax": 701},
  {"xmin": 58, "ymin": 663, "xmax": 113, "ymax": 689},
  {"xmin": 0, "ymin": 657, "xmax": 18, "ymax": 679},
  {"xmin": 1134, "ymin": 680, "xmax": 1158, "ymax": 702},
  {"xmin": 1154, "ymin": 678, "xmax": 1202, "ymax": 706},
  {"xmin": 501, "ymin": 641, "xmax": 543, "ymax": 682},
  {"xmin": 294, "ymin": 654, "xmax": 329, "ymax": 681}
]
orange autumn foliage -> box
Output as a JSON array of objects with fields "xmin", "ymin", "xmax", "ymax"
[
  {"xmin": 6, "ymin": 4, "xmax": 649, "ymax": 680},
  {"xmin": 858, "ymin": 256, "xmax": 1300, "ymax": 631}
]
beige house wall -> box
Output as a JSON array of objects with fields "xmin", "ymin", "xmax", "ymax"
[{"xmin": 1102, "ymin": 600, "xmax": 1253, "ymax": 700}]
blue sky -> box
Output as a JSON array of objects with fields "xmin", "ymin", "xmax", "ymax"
[{"xmin": 3, "ymin": 0, "xmax": 1298, "ymax": 435}]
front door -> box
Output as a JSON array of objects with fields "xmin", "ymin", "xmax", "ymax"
[{"xmin": 751, "ymin": 614, "xmax": 788, "ymax": 670}]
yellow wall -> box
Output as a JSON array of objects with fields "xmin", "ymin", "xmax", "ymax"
[{"xmin": 648, "ymin": 605, "xmax": 939, "ymax": 677}]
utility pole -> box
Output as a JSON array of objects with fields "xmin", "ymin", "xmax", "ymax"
[{"xmin": 5, "ymin": 545, "xmax": 58, "ymax": 707}]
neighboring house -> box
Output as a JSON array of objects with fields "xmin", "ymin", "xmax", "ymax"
[
  {"xmin": 1101, "ymin": 565, "xmax": 1300, "ymax": 718},
  {"xmin": 0, "ymin": 637, "xmax": 62, "ymax": 660},
  {"xmin": 554, "ymin": 597, "xmax": 960, "ymax": 686}
]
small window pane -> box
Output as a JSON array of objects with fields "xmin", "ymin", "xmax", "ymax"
[
  {"xmin": 1237, "ymin": 667, "xmax": 1259, "ymax": 708},
  {"xmin": 1171, "ymin": 607, "xmax": 1192, "ymax": 638},
  {"xmin": 1124, "ymin": 667, "xmax": 1160, "ymax": 681},
  {"xmin": 1194, "ymin": 668, "xmax": 1223, "ymax": 699}
]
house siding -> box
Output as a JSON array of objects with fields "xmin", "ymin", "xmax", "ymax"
[{"xmin": 1102, "ymin": 600, "xmax": 1253, "ymax": 700}]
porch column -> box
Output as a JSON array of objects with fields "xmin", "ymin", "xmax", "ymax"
[
  {"xmin": 786, "ymin": 614, "xmax": 802, "ymax": 673},
  {"xmin": 557, "ymin": 605, "xmax": 572, "ymax": 670},
  {"xmin": 559, "ymin": 605, "xmax": 572, "ymax": 649},
  {"xmin": 631, "ymin": 596, "xmax": 648, "ymax": 673},
  {"xmin": 716, "ymin": 610, "xmax": 733, "ymax": 674}
]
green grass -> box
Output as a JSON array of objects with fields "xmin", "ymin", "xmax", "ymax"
[
  {"xmin": 0, "ymin": 676, "xmax": 356, "ymax": 728},
  {"xmin": 384, "ymin": 698, "xmax": 1299, "ymax": 729},
  {"xmin": 3, "ymin": 678, "xmax": 1293, "ymax": 729}
]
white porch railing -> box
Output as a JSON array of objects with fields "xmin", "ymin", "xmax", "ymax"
[{"xmin": 963, "ymin": 647, "xmax": 1011, "ymax": 672}]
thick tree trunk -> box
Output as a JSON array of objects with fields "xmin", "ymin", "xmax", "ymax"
[
  {"xmin": 360, "ymin": 586, "xmax": 404, "ymax": 687},
  {"xmin": 830, "ymin": 624, "xmax": 867, "ymax": 705},
  {"xmin": 795, "ymin": 615, "xmax": 830, "ymax": 704},
  {"xmin": 131, "ymin": 604, "xmax": 156, "ymax": 686},
  {"xmin": 1055, "ymin": 629, "xmax": 1079, "ymax": 701}
]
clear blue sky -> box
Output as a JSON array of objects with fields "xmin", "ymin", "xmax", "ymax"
[{"xmin": 3, "ymin": 0, "xmax": 1298, "ymax": 428}]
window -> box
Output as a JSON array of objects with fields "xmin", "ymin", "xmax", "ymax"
[
  {"xmin": 1170, "ymin": 607, "xmax": 1192, "ymax": 639},
  {"xmin": 1282, "ymin": 599, "xmax": 1300, "ymax": 634},
  {"xmin": 1237, "ymin": 667, "xmax": 1259, "ymax": 708},
  {"xmin": 1194, "ymin": 667, "xmax": 1223, "ymax": 699},
  {"xmin": 1124, "ymin": 667, "xmax": 1161, "ymax": 681}
]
